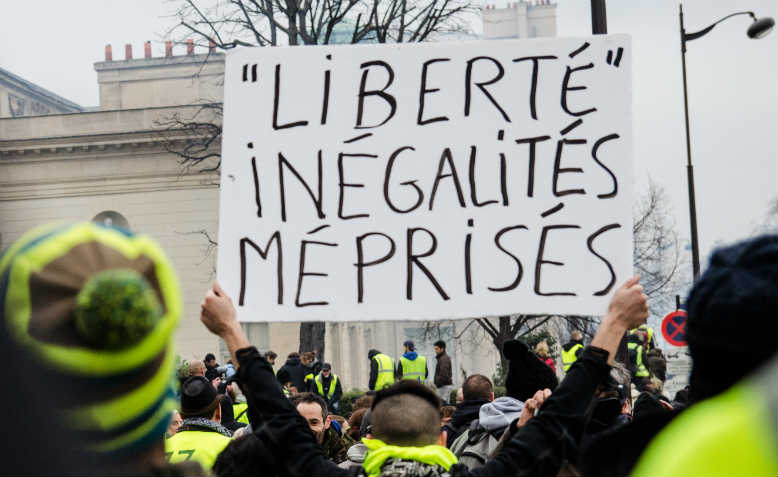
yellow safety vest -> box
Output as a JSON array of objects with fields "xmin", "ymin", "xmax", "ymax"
[
  {"xmin": 633, "ymin": 354, "xmax": 778, "ymax": 476},
  {"xmin": 561, "ymin": 343, "xmax": 584, "ymax": 372},
  {"xmin": 373, "ymin": 353, "xmax": 395, "ymax": 390},
  {"xmin": 315, "ymin": 373, "xmax": 339, "ymax": 399},
  {"xmin": 165, "ymin": 429, "xmax": 231, "ymax": 471},
  {"xmin": 629, "ymin": 324, "xmax": 654, "ymax": 346},
  {"xmin": 304, "ymin": 372, "xmax": 314, "ymax": 391},
  {"xmin": 627, "ymin": 341, "xmax": 650, "ymax": 378},
  {"xmin": 233, "ymin": 402, "xmax": 249, "ymax": 424},
  {"xmin": 400, "ymin": 356, "xmax": 427, "ymax": 382}
]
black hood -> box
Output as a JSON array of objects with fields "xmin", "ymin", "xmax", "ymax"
[
  {"xmin": 285, "ymin": 357, "xmax": 301, "ymax": 366},
  {"xmin": 368, "ymin": 349, "xmax": 380, "ymax": 360},
  {"xmin": 450, "ymin": 399, "xmax": 489, "ymax": 429}
]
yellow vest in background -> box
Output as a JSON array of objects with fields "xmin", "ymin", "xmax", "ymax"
[
  {"xmin": 315, "ymin": 373, "xmax": 339, "ymax": 399},
  {"xmin": 373, "ymin": 353, "xmax": 395, "ymax": 390},
  {"xmin": 561, "ymin": 343, "xmax": 584, "ymax": 372},
  {"xmin": 232, "ymin": 402, "xmax": 249, "ymax": 424},
  {"xmin": 400, "ymin": 356, "xmax": 427, "ymax": 382}
]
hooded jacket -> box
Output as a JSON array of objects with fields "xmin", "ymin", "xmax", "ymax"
[{"xmin": 277, "ymin": 356, "xmax": 307, "ymax": 392}]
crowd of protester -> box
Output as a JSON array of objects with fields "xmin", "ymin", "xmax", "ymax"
[{"xmin": 0, "ymin": 221, "xmax": 776, "ymax": 476}]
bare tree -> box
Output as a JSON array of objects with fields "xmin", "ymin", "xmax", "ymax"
[
  {"xmin": 169, "ymin": 0, "xmax": 475, "ymax": 50},
  {"xmin": 632, "ymin": 179, "xmax": 685, "ymax": 314},
  {"xmin": 164, "ymin": 0, "xmax": 476, "ymax": 359}
]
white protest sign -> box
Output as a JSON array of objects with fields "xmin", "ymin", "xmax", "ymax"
[{"xmin": 218, "ymin": 35, "xmax": 632, "ymax": 322}]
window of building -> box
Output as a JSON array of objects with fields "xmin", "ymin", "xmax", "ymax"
[{"xmin": 91, "ymin": 211, "xmax": 130, "ymax": 231}]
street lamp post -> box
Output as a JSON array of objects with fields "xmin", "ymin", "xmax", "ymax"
[{"xmin": 678, "ymin": 4, "xmax": 774, "ymax": 280}]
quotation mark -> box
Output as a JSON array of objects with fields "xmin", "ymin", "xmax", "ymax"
[
  {"xmin": 605, "ymin": 47, "xmax": 624, "ymax": 68},
  {"xmin": 242, "ymin": 64, "xmax": 258, "ymax": 82}
]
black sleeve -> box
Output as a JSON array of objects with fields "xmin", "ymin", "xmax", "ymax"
[
  {"xmin": 235, "ymin": 347, "xmax": 349, "ymax": 477},
  {"xmin": 333, "ymin": 378, "xmax": 343, "ymax": 401},
  {"xmin": 575, "ymin": 346, "xmax": 584, "ymax": 359},
  {"xmin": 461, "ymin": 346, "xmax": 611, "ymax": 477},
  {"xmin": 369, "ymin": 359, "xmax": 378, "ymax": 391},
  {"xmin": 396, "ymin": 361, "xmax": 403, "ymax": 379},
  {"xmin": 425, "ymin": 362, "xmax": 429, "ymax": 380}
]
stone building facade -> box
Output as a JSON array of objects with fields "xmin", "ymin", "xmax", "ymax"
[{"xmin": 483, "ymin": 1, "xmax": 557, "ymax": 40}]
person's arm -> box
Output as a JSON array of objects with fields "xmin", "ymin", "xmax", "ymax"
[
  {"xmin": 396, "ymin": 360, "xmax": 403, "ymax": 379},
  {"xmin": 369, "ymin": 359, "xmax": 377, "ymax": 391},
  {"xmin": 425, "ymin": 362, "xmax": 429, "ymax": 380},
  {"xmin": 461, "ymin": 276, "xmax": 648, "ymax": 477},
  {"xmin": 200, "ymin": 283, "xmax": 349, "ymax": 477},
  {"xmin": 333, "ymin": 378, "xmax": 343, "ymax": 402}
]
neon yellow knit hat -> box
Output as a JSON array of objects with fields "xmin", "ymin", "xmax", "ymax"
[{"xmin": 0, "ymin": 222, "xmax": 181, "ymax": 454}]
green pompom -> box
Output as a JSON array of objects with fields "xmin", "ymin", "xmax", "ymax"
[{"xmin": 74, "ymin": 269, "xmax": 163, "ymax": 350}]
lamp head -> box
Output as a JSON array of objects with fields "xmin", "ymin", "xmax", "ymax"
[{"xmin": 747, "ymin": 16, "xmax": 774, "ymax": 39}]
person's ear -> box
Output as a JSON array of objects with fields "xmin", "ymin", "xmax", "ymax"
[
  {"xmin": 438, "ymin": 430, "xmax": 447, "ymax": 446},
  {"xmin": 213, "ymin": 404, "xmax": 222, "ymax": 423},
  {"xmin": 324, "ymin": 415, "xmax": 331, "ymax": 429},
  {"xmin": 490, "ymin": 392, "xmax": 495, "ymax": 402}
]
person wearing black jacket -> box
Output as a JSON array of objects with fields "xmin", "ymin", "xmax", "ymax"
[
  {"xmin": 444, "ymin": 374, "xmax": 494, "ymax": 447},
  {"xmin": 277, "ymin": 352, "xmax": 307, "ymax": 393},
  {"xmin": 199, "ymin": 277, "xmax": 648, "ymax": 476}
]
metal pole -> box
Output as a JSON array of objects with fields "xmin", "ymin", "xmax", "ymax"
[
  {"xmin": 591, "ymin": 0, "xmax": 608, "ymax": 34},
  {"xmin": 680, "ymin": 3, "xmax": 702, "ymax": 281}
]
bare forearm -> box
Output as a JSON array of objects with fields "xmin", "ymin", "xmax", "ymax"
[{"xmin": 590, "ymin": 315, "xmax": 627, "ymax": 366}]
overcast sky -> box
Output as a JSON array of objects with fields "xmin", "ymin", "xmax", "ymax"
[{"xmin": 1, "ymin": 0, "xmax": 776, "ymax": 282}]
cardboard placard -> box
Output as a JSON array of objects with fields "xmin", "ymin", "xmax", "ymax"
[{"xmin": 218, "ymin": 35, "xmax": 633, "ymax": 322}]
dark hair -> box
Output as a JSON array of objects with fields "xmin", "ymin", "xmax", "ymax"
[
  {"xmin": 353, "ymin": 394, "xmax": 374, "ymax": 411},
  {"xmin": 370, "ymin": 381, "xmax": 441, "ymax": 446},
  {"xmin": 265, "ymin": 350, "xmax": 277, "ymax": 360},
  {"xmin": 440, "ymin": 405, "xmax": 456, "ymax": 419},
  {"xmin": 212, "ymin": 430, "xmax": 280, "ymax": 477},
  {"xmin": 433, "ymin": 340, "xmax": 446, "ymax": 349},
  {"xmin": 463, "ymin": 374, "xmax": 493, "ymax": 402},
  {"xmin": 290, "ymin": 392, "xmax": 328, "ymax": 420},
  {"xmin": 348, "ymin": 408, "xmax": 369, "ymax": 440},
  {"xmin": 288, "ymin": 351, "xmax": 300, "ymax": 359},
  {"xmin": 204, "ymin": 353, "xmax": 216, "ymax": 362}
]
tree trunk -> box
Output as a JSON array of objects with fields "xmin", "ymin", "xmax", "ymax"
[{"xmin": 299, "ymin": 321, "xmax": 325, "ymax": 361}]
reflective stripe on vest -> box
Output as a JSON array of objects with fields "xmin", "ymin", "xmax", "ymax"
[
  {"xmin": 629, "ymin": 325, "xmax": 655, "ymax": 346},
  {"xmin": 633, "ymin": 354, "xmax": 778, "ymax": 476},
  {"xmin": 315, "ymin": 373, "xmax": 338, "ymax": 399},
  {"xmin": 165, "ymin": 429, "xmax": 231, "ymax": 471},
  {"xmin": 561, "ymin": 343, "xmax": 583, "ymax": 372},
  {"xmin": 233, "ymin": 402, "xmax": 249, "ymax": 424},
  {"xmin": 627, "ymin": 342, "xmax": 649, "ymax": 377},
  {"xmin": 400, "ymin": 355, "xmax": 427, "ymax": 382},
  {"xmin": 373, "ymin": 353, "xmax": 395, "ymax": 390}
]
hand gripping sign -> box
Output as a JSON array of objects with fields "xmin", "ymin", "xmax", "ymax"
[{"xmin": 218, "ymin": 35, "xmax": 633, "ymax": 322}]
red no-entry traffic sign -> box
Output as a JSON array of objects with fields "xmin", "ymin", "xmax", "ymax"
[{"xmin": 662, "ymin": 310, "xmax": 687, "ymax": 347}]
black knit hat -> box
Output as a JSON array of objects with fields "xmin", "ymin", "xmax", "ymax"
[
  {"xmin": 503, "ymin": 340, "xmax": 559, "ymax": 402},
  {"xmin": 686, "ymin": 234, "xmax": 778, "ymax": 403},
  {"xmin": 180, "ymin": 376, "xmax": 222, "ymax": 418}
]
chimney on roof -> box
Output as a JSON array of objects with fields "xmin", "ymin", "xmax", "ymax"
[
  {"xmin": 165, "ymin": 40, "xmax": 173, "ymax": 57},
  {"xmin": 187, "ymin": 39, "xmax": 194, "ymax": 55},
  {"xmin": 209, "ymin": 38, "xmax": 216, "ymax": 53},
  {"xmin": 125, "ymin": 44, "xmax": 133, "ymax": 60},
  {"xmin": 144, "ymin": 41, "xmax": 152, "ymax": 58},
  {"xmin": 105, "ymin": 44, "xmax": 112, "ymax": 61}
]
